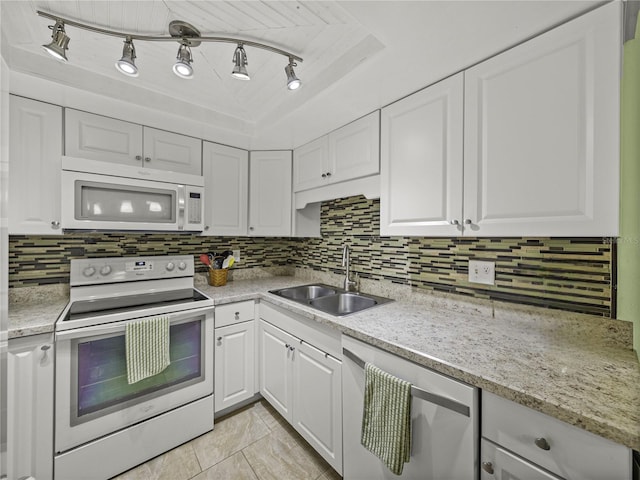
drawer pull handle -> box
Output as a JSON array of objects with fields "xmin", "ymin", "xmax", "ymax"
[
  {"xmin": 481, "ymin": 461, "xmax": 494, "ymax": 474},
  {"xmin": 534, "ymin": 437, "xmax": 551, "ymax": 450}
]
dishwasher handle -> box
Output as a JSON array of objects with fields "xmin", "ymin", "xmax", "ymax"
[{"xmin": 343, "ymin": 347, "xmax": 471, "ymax": 417}]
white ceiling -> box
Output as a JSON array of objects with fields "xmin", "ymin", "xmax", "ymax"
[{"xmin": 0, "ymin": 0, "xmax": 604, "ymax": 150}]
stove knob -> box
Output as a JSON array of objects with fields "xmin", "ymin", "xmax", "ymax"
[
  {"xmin": 100, "ymin": 265, "xmax": 112, "ymax": 276},
  {"xmin": 178, "ymin": 261, "xmax": 187, "ymax": 271},
  {"xmin": 83, "ymin": 266, "xmax": 96, "ymax": 277},
  {"xmin": 166, "ymin": 262, "xmax": 175, "ymax": 271}
]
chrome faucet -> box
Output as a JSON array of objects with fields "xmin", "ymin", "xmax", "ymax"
[{"xmin": 342, "ymin": 244, "xmax": 358, "ymax": 292}]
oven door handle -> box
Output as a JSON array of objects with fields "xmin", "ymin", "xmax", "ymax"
[{"xmin": 55, "ymin": 305, "xmax": 214, "ymax": 341}]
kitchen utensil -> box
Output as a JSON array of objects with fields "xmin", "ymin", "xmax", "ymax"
[
  {"xmin": 222, "ymin": 255, "xmax": 235, "ymax": 269},
  {"xmin": 199, "ymin": 254, "xmax": 213, "ymax": 269}
]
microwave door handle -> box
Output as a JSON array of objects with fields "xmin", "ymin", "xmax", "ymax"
[{"xmin": 177, "ymin": 185, "xmax": 186, "ymax": 230}]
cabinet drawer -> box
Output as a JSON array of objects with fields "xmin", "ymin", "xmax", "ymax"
[
  {"xmin": 482, "ymin": 391, "xmax": 631, "ymax": 479},
  {"xmin": 215, "ymin": 301, "xmax": 255, "ymax": 327},
  {"xmin": 481, "ymin": 438, "xmax": 561, "ymax": 480}
]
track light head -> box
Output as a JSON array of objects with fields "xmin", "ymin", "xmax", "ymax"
[
  {"xmin": 42, "ymin": 20, "xmax": 70, "ymax": 62},
  {"xmin": 173, "ymin": 42, "xmax": 194, "ymax": 79},
  {"xmin": 285, "ymin": 59, "xmax": 301, "ymax": 90},
  {"xmin": 231, "ymin": 45, "xmax": 250, "ymax": 80},
  {"xmin": 115, "ymin": 37, "xmax": 138, "ymax": 77}
]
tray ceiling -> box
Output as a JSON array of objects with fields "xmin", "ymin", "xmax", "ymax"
[{"xmin": 1, "ymin": 1, "xmax": 601, "ymax": 149}]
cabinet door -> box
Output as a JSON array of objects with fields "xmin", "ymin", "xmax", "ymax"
[
  {"xmin": 464, "ymin": 2, "xmax": 621, "ymax": 237},
  {"xmin": 259, "ymin": 319, "xmax": 295, "ymax": 422},
  {"xmin": 143, "ymin": 127, "xmax": 202, "ymax": 175},
  {"xmin": 380, "ymin": 73, "xmax": 464, "ymax": 236},
  {"xmin": 9, "ymin": 96, "xmax": 63, "ymax": 234},
  {"xmin": 202, "ymin": 142, "xmax": 248, "ymax": 236},
  {"xmin": 215, "ymin": 321, "xmax": 256, "ymax": 413},
  {"xmin": 249, "ymin": 151, "xmax": 292, "ymax": 236},
  {"xmin": 65, "ymin": 109, "xmax": 143, "ymax": 165},
  {"xmin": 293, "ymin": 136, "xmax": 329, "ymax": 192},
  {"xmin": 481, "ymin": 439, "xmax": 561, "ymax": 480},
  {"xmin": 7, "ymin": 334, "xmax": 54, "ymax": 480},
  {"xmin": 329, "ymin": 111, "xmax": 380, "ymax": 185},
  {"xmin": 292, "ymin": 340, "xmax": 343, "ymax": 474}
]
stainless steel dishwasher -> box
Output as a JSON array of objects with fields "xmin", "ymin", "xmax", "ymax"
[{"xmin": 342, "ymin": 335, "xmax": 478, "ymax": 479}]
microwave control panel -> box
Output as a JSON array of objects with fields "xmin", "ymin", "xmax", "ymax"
[{"xmin": 188, "ymin": 191, "xmax": 202, "ymax": 224}]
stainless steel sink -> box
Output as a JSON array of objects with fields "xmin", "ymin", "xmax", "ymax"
[
  {"xmin": 309, "ymin": 293, "xmax": 378, "ymax": 316},
  {"xmin": 274, "ymin": 285, "xmax": 337, "ymax": 300},
  {"xmin": 269, "ymin": 284, "xmax": 392, "ymax": 316}
]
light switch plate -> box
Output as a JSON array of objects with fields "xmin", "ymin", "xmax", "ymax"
[{"xmin": 468, "ymin": 260, "xmax": 495, "ymax": 285}]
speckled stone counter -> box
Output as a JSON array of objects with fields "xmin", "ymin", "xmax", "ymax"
[
  {"xmin": 8, "ymin": 274, "xmax": 640, "ymax": 452},
  {"xmin": 8, "ymin": 284, "xmax": 69, "ymax": 339}
]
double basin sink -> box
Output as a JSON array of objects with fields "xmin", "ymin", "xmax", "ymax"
[{"xmin": 269, "ymin": 284, "xmax": 393, "ymax": 317}]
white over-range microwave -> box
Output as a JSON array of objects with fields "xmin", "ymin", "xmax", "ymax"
[{"xmin": 61, "ymin": 157, "xmax": 204, "ymax": 232}]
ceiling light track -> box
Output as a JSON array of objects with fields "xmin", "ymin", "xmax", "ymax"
[{"xmin": 37, "ymin": 10, "xmax": 303, "ymax": 89}]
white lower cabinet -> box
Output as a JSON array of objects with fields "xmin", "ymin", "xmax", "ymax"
[
  {"xmin": 481, "ymin": 439, "xmax": 561, "ymax": 480},
  {"xmin": 258, "ymin": 303, "xmax": 342, "ymax": 474},
  {"xmin": 481, "ymin": 391, "xmax": 631, "ymax": 480},
  {"xmin": 214, "ymin": 301, "xmax": 257, "ymax": 413},
  {"xmin": 7, "ymin": 333, "xmax": 54, "ymax": 480}
]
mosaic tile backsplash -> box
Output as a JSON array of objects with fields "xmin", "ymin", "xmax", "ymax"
[{"xmin": 8, "ymin": 195, "xmax": 614, "ymax": 317}]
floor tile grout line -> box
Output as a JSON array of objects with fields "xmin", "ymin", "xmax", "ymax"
[{"xmin": 240, "ymin": 449, "xmax": 262, "ymax": 480}]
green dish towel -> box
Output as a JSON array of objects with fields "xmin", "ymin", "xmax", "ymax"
[
  {"xmin": 126, "ymin": 316, "xmax": 170, "ymax": 384},
  {"xmin": 361, "ymin": 362, "xmax": 412, "ymax": 475}
]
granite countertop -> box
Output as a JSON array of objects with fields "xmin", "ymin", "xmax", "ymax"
[{"xmin": 8, "ymin": 275, "xmax": 640, "ymax": 452}]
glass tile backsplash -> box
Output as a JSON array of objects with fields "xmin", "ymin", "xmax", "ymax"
[{"xmin": 9, "ymin": 195, "xmax": 614, "ymax": 317}]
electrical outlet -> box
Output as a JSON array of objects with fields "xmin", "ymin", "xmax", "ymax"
[
  {"xmin": 468, "ymin": 260, "xmax": 495, "ymax": 285},
  {"xmin": 232, "ymin": 249, "xmax": 240, "ymax": 263}
]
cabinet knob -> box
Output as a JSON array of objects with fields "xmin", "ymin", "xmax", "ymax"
[
  {"xmin": 449, "ymin": 219, "xmax": 459, "ymax": 225},
  {"xmin": 249, "ymin": 226, "xmax": 254, "ymax": 231},
  {"xmin": 464, "ymin": 219, "xmax": 472, "ymax": 225},
  {"xmin": 41, "ymin": 345, "xmax": 51, "ymax": 351},
  {"xmin": 217, "ymin": 336, "xmax": 222, "ymax": 342},
  {"xmin": 204, "ymin": 225, "xmax": 209, "ymax": 231},
  {"xmin": 145, "ymin": 157, "xmax": 151, "ymax": 162},
  {"xmin": 51, "ymin": 221, "xmax": 60, "ymax": 229},
  {"xmin": 135, "ymin": 155, "xmax": 142, "ymax": 161},
  {"xmin": 285, "ymin": 343, "xmax": 290, "ymax": 349},
  {"xmin": 235, "ymin": 312, "xmax": 240, "ymax": 318},
  {"xmin": 326, "ymin": 172, "xmax": 331, "ymax": 177},
  {"xmin": 321, "ymin": 173, "xmax": 326, "ymax": 178},
  {"xmin": 534, "ymin": 437, "xmax": 551, "ymax": 451},
  {"xmin": 481, "ymin": 461, "xmax": 494, "ymax": 474}
]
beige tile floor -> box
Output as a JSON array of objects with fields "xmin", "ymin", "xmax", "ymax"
[{"xmin": 112, "ymin": 400, "xmax": 343, "ymax": 480}]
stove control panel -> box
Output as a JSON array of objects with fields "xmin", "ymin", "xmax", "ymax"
[{"xmin": 70, "ymin": 255, "xmax": 195, "ymax": 286}]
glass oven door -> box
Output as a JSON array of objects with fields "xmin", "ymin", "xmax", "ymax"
[{"xmin": 55, "ymin": 307, "xmax": 213, "ymax": 453}]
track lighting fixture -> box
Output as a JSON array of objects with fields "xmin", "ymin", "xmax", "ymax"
[
  {"xmin": 285, "ymin": 58, "xmax": 302, "ymax": 90},
  {"xmin": 115, "ymin": 37, "xmax": 138, "ymax": 77},
  {"xmin": 38, "ymin": 11, "xmax": 303, "ymax": 91},
  {"xmin": 42, "ymin": 19, "xmax": 70, "ymax": 62},
  {"xmin": 231, "ymin": 44, "xmax": 250, "ymax": 81},
  {"xmin": 173, "ymin": 42, "xmax": 194, "ymax": 79}
]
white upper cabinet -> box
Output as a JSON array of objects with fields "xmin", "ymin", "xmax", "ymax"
[
  {"xmin": 293, "ymin": 111, "xmax": 379, "ymax": 193},
  {"xmin": 65, "ymin": 109, "xmax": 142, "ymax": 165},
  {"xmin": 380, "ymin": 73, "xmax": 464, "ymax": 236},
  {"xmin": 463, "ymin": 1, "xmax": 621, "ymax": 237},
  {"xmin": 249, "ymin": 151, "xmax": 292, "ymax": 236},
  {"xmin": 202, "ymin": 142, "xmax": 248, "ymax": 236},
  {"xmin": 65, "ymin": 109, "xmax": 202, "ymax": 175},
  {"xmin": 293, "ymin": 136, "xmax": 329, "ymax": 192},
  {"xmin": 328, "ymin": 110, "xmax": 380, "ymax": 184},
  {"xmin": 9, "ymin": 96, "xmax": 63, "ymax": 235},
  {"xmin": 142, "ymin": 127, "xmax": 202, "ymax": 175},
  {"xmin": 381, "ymin": 2, "xmax": 621, "ymax": 237}
]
